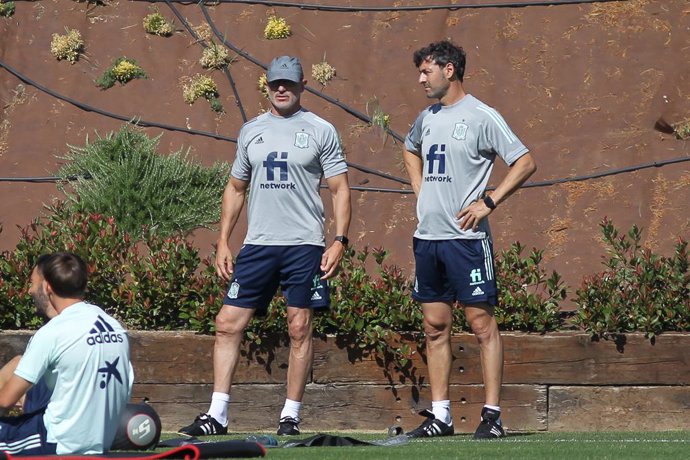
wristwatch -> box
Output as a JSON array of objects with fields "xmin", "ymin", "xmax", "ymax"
[
  {"xmin": 483, "ymin": 195, "xmax": 497, "ymax": 210},
  {"xmin": 334, "ymin": 235, "xmax": 349, "ymax": 246}
]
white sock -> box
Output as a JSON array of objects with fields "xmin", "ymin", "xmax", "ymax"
[
  {"xmin": 207, "ymin": 392, "xmax": 230, "ymax": 426},
  {"xmin": 280, "ymin": 399, "xmax": 302, "ymax": 421},
  {"xmin": 432, "ymin": 400, "xmax": 452, "ymax": 425}
]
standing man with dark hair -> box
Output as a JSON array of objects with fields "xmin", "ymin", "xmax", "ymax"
[
  {"xmin": 402, "ymin": 40, "xmax": 537, "ymax": 439},
  {"xmin": 0, "ymin": 252, "xmax": 134, "ymax": 455},
  {"xmin": 179, "ymin": 55, "xmax": 351, "ymax": 437}
]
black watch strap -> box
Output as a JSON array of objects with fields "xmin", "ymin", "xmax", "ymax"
[
  {"xmin": 334, "ymin": 235, "xmax": 349, "ymax": 246},
  {"xmin": 483, "ymin": 195, "xmax": 497, "ymax": 210}
]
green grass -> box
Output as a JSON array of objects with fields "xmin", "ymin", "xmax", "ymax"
[{"xmin": 158, "ymin": 431, "xmax": 690, "ymax": 459}]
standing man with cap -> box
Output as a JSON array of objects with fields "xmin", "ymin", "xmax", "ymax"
[
  {"xmin": 179, "ymin": 56, "xmax": 351, "ymax": 437},
  {"xmin": 402, "ymin": 40, "xmax": 536, "ymax": 439}
]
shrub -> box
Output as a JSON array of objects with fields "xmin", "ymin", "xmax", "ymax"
[
  {"xmin": 366, "ymin": 98, "xmax": 391, "ymax": 130},
  {"xmin": 200, "ymin": 42, "xmax": 231, "ymax": 70},
  {"xmin": 0, "ymin": 1, "xmax": 15, "ymax": 18},
  {"xmin": 183, "ymin": 74, "xmax": 223, "ymax": 113},
  {"xmin": 264, "ymin": 16, "xmax": 291, "ymax": 40},
  {"xmin": 0, "ymin": 206, "xmax": 220, "ymax": 331},
  {"xmin": 56, "ymin": 124, "xmax": 230, "ymax": 238},
  {"xmin": 314, "ymin": 247, "xmax": 423, "ymax": 370},
  {"xmin": 143, "ymin": 11, "xmax": 174, "ymax": 37},
  {"xmin": 674, "ymin": 118, "xmax": 690, "ymax": 140},
  {"xmin": 258, "ymin": 74, "xmax": 268, "ymax": 98},
  {"xmin": 50, "ymin": 28, "xmax": 84, "ymax": 63},
  {"xmin": 495, "ymin": 242, "xmax": 566, "ymax": 331},
  {"xmin": 573, "ymin": 218, "xmax": 690, "ymax": 338},
  {"xmin": 96, "ymin": 57, "xmax": 146, "ymax": 89},
  {"xmin": 312, "ymin": 61, "xmax": 336, "ymax": 86}
]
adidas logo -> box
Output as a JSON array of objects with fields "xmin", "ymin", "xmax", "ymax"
[
  {"xmin": 87, "ymin": 315, "xmax": 124, "ymax": 346},
  {"xmin": 472, "ymin": 286, "xmax": 484, "ymax": 296},
  {"xmin": 490, "ymin": 426, "xmax": 503, "ymax": 437},
  {"xmin": 255, "ymin": 136, "xmax": 264, "ymax": 144},
  {"xmin": 311, "ymin": 291, "xmax": 322, "ymax": 301},
  {"xmin": 281, "ymin": 63, "xmax": 288, "ymax": 68},
  {"xmin": 424, "ymin": 128, "xmax": 431, "ymax": 136}
]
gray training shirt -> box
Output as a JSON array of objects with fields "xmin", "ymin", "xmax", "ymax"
[
  {"xmin": 231, "ymin": 109, "xmax": 347, "ymax": 246},
  {"xmin": 405, "ymin": 94, "xmax": 529, "ymax": 240}
]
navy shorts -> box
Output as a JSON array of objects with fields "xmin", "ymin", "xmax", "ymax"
[
  {"xmin": 412, "ymin": 237, "xmax": 497, "ymax": 306},
  {"xmin": 222, "ymin": 244, "xmax": 330, "ymax": 312},
  {"xmin": 0, "ymin": 379, "xmax": 56, "ymax": 455}
]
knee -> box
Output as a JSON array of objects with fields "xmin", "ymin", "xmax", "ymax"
[
  {"xmin": 424, "ymin": 319, "xmax": 451, "ymax": 342},
  {"xmin": 214, "ymin": 311, "xmax": 245, "ymax": 338},
  {"xmin": 288, "ymin": 315, "xmax": 311, "ymax": 344},
  {"xmin": 469, "ymin": 315, "xmax": 498, "ymax": 343}
]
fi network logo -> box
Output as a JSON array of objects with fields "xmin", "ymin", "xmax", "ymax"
[
  {"xmin": 425, "ymin": 144, "xmax": 451, "ymax": 183},
  {"xmin": 263, "ymin": 151, "xmax": 288, "ymax": 181},
  {"xmin": 261, "ymin": 151, "xmax": 296, "ymax": 189}
]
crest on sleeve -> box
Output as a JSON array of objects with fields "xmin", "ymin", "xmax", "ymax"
[
  {"xmin": 452, "ymin": 122, "xmax": 468, "ymax": 140},
  {"xmin": 294, "ymin": 132, "xmax": 310, "ymax": 149}
]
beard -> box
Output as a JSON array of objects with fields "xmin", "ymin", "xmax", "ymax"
[{"xmin": 31, "ymin": 290, "xmax": 53, "ymax": 321}]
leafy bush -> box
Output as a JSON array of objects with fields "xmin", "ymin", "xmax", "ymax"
[
  {"xmin": 200, "ymin": 42, "xmax": 231, "ymax": 70},
  {"xmin": 0, "ymin": 206, "xmax": 221, "ymax": 331},
  {"xmin": 573, "ymin": 218, "xmax": 690, "ymax": 338},
  {"xmin": 495, "ymin": 242, "xmax": 566, "ymax": 332},
  {"xmin": 143, "ymin": 10, "xmax": 174, "ymax": 36},
  {"xmin": 312, "ymin": 61, "xmax": 336, "ymax": 86},
  {"xmin": 674, "ymin": 118, "xmax": 690, "ymax": 140},
  {"xmin": 264, "ymin": 16, "xmax": 291, "ymax": 40},
  {"xmin": 56, "ymin": 124, "xmax": 230, "ymax": 237},
  {"xmin": 0, "ymin": 1, "xmax": 15, "ymax": 18},
  {"xmin": 315, "ymin": 247, "xmax": 422, "ymax": 369},
  {"xmin": 96, "ymin": 57, "xmax": 146, "ymax": 89},
  {"xmin": 50, "ymin": 28, "xmax": 84, "ymax": 63},
  {"xmin": 257, "ymin": 74, "xmax": 268, "ymax": 99},
  {"xmin": 183, "ymin": 74, "xmax": 223, "ymax": 113}
]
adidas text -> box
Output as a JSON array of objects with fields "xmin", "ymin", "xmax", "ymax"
[{"xmin": 87, "ymin": 332, "xmax": 124, "ymax": 346}]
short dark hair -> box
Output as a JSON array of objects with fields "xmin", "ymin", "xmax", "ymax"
[
  {"xmin": 413, "ymin": 40, "xmax": 466, "ymax": 82},
  {"xmin": 35, "ymin": 252, "xmax": 88, "ymax": 298}
]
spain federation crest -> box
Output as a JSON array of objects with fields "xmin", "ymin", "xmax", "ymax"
[
  {"xmin": 228, "ymin": 281, "xmax": 240, "ymax": 299},
  {"xmin": 294, "ymin": 132, "xmax": 310, "ymax": 149},
  {"xmin": 452, "ymin": 122, "xmax": 468, "ymax": 140}
]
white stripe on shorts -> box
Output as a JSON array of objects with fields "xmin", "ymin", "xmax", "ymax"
[
  {"xmin": 0, "ymin": 433, "xmax": 42, "ymax": 453},
  {"xmin": 482, "ymin": 239, "xmax": 494, "ymax": 281}
]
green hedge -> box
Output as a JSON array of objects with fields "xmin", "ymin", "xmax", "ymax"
[{"xmin": 0, "ymin": 209, "xmax": 687, "ymax": 360}]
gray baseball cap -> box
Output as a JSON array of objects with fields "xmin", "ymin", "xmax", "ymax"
[{"xmin": 266, "ymin": 56, "xmax": 303, "ymax": 83}]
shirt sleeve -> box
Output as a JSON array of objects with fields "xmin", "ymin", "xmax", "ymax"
[
  {"xmin": 477, "ymin": 105, "xmax": 529, "ymax": 166},
  {"xmin": 319, "ymin": 122, "xmax": 348, "ymax": 179},
  {"xmin": 404, "ymin": 109, "xmax": 428, "ymax": 155},
  {"xmin": 230, "ymin": 126, "xmax": 252, "ymax": 181}
]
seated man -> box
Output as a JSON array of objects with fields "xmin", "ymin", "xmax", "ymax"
[{"xmin": 0, "ymin": 252, "xmax": 134, "ymax": 455}]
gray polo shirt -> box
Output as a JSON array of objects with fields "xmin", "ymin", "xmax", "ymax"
[
  {"xmin": 405, "ymin": 94, "xmax": 529, "ymax": 240},
  {"xmin": 231, "ymin": 109, "xmax": 347, "ymax": 246}
]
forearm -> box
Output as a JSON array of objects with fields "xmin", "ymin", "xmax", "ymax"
[
  {"xmin": 489, "ymin": 153, "xmax": 537, "ymax": 206},
  {"xmin": 217, "ymin": 178, "xmax": 247, "ymax": 247},
  {"xmin": 403, "ymin": 149, "xmax": 423, "ymax": 196},
  {"xmin": 328, "ymin": 174, "xmax": 351, "ymax": 237},
  {"xmin": 0, "ymin": 374, "xmax": 31, "ymax": 414}
]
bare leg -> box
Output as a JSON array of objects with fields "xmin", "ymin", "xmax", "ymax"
[
  {"xmin": 212, "ymin": 305, "xmax": 256, "ymax": 393},
  {"xmin": 422, "ymin": 302, "xmax": 454, "ymax": 401},
  {"xmin": 285, "ymin": 307, "xmax": 313, "ymax": 402},
  {"xmin": 464, "ymin": 303, "xmax": 503, "ymax": 406}
]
